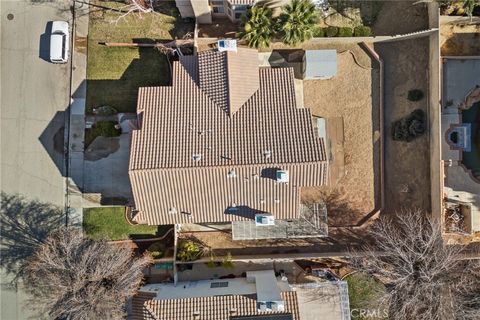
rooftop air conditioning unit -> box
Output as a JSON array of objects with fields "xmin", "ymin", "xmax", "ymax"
[
  {"xmin": 257, "ymin": 302, "xmax": 267, "ymax": 311},
  {"xmin": 270, "ymin": 301, "xmax": 285, "ymax": 312},
  {"xmin": 255, "ymin": 213, "xmax": 275, "ymax": 226},
  {"xmin": 218, "ymin": 39, "xmax": 237, "ymax": 52}
]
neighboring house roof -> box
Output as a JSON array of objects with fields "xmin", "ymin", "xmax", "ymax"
[
  {"xmin": 228, "ymin": 0, "xmax": 257, "ymax": 5},
  {"xmin": 132, "ymin": 292, "xmax": 300, "ymax": 320},
  {"xmin": 129, "ymin": 49, "xmax": 328, "ymax": 225}
]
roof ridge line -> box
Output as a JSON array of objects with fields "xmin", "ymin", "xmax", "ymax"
[{"xmin": 129, "ymin": 160, "xmax": 328, "ymax": 172}]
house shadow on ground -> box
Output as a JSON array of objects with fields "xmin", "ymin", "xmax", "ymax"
[
  {"xmin": 86, "ymin": 39, "xmax": 173, "ymax": 114},
  {"xmin": 40, "ymin": 42, "xmax": 175, "ymax": 205}
]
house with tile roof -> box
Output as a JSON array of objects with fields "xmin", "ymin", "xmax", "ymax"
[
  {"xmin": 128, "ymin": 47, "xmax": 328, "ymax": 227},
  {"xmin": 132, "ymin": 270, "xmax": 300, "ymax": 320},
  {"xmin": 174, "ymin": 0, "xmax": 289, "ymax": 24}
]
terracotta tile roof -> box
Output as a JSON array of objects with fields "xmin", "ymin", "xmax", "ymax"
[
  {"xmin": 129, "ymin": 49, "xmax": 328, "ymax": 225},
  {"xmin": 133, "ymin": 292, "xmax": 299, "ymax": 320},
  {"xmin": 131, "ymin": 291, "xmax": 157, "ymax": 320}
]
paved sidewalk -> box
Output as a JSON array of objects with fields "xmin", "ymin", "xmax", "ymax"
[{"xmin": 67, "ymin": 0, "xmax": 89, "ymax": 227}]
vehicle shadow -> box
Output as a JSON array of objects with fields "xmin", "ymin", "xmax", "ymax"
[
  {"xmin": 39, "ymin": 21, "xmax": 52, "ymax": 62},
  {"xmin": 0, "ymin": 192, "xmax": 65, "ymax": 282}
]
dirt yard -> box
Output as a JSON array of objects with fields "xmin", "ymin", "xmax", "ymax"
[
  {"xmin": 440, "ymin": 21, "xmax": 480, "ymax": 56},
  {"xmin": 374, "ymin": 37, "xmax": 431, "ymax": 214},
  {"xmin": 180, "ymin": 229, "xmax": 372, "ymax": 257},
  {"xmin": 301, "ymin": 43, "xmax": 381, "ymax": 227},
  {"xmin": 372, "ymin": 1, "xmax": 429, "ymax": 36}
]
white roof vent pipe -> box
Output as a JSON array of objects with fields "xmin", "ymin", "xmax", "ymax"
[{"xmin": 192, "ymin": 154, "xmax": 202, "ymax": 161}]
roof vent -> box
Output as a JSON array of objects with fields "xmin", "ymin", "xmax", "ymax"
[
  {"xmin": 193, "ymin": 310, "xmax": 200, "ymax": 318},
  {"xmin": 230, "ymin": 307, "xmax": 237, "ymax": 315},
  {"xmin": 263, "ymin": 150, "xmax": 271, "ymax": 159},
  {"xmin": 168, "ymin": 207, "xmax": 177, "ymax": 215},
  {"xmin": 276, "ymin": 170, "xmax": 289, "ymax": 183},
  {"xmin": 227, "ymin": 170, "xmax": 237, "ymax": 178},
  {"xmin": 192, "ymin": 154, "xmax": 202, "ymax": 161}
]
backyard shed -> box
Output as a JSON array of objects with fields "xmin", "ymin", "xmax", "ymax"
[{"xmin": 303, "ymin": 50, "xmax": 337, "ymax": 80}]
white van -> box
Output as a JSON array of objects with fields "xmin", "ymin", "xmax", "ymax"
[{"xmin": 50, "ymin": 21, "xmax": 69, "ymax": 63}]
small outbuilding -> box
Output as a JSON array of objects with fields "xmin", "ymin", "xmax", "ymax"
[{"xmin": 303, "ymin": 49, "xmax": 337, "ymax": 80}]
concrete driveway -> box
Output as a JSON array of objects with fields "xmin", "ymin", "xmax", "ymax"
[{"xmin": 1, "ymin": 1, "xmax": 72, "ymax": 318}]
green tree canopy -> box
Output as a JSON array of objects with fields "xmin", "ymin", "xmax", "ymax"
[
  {"xmin": 277, "ymin": 0, "xmax": 319, "ymax": 46},
  {"xmin": 239, "ymin": 6, "xmax": 274, "ymax": 48}
]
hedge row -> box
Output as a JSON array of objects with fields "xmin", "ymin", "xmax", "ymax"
[{"xmin": 313, "ymin": 25, "xmax": 372, "ymax": 38}]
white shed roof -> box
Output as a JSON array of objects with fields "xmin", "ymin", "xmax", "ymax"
[{"xmin": 304, "ymin": 50, "xmax": 337, "ymax": 80}]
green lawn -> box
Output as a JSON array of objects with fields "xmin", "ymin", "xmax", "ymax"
[
  {"xmin": 86, "ymin": 1, "xmax": 194, "ymax": 113},
  {"xmin": 83, "ymin": 207, "xmax": 159, "ymax": 240},
  {"xmin": 346, "ymin": 273, "xmax": 386, "ymax": 319}
]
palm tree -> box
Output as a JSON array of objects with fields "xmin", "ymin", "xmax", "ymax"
[
  {"xmin": 277, "ymin": 0, "xmax": 319, "ymax": 46},
  {"xmin": 239, "ymin": 6, "xmax": 274, "ymax": 49},
  {"xmin": 463, "ymin": 0, "xmax": 479, "ymax": 21}
]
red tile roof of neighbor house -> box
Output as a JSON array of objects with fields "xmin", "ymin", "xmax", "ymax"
[
  {"xmin": 129, "ymin": 48, "xmax": 328, "ymax": 225},
  {"xmin": 132, "ymin": 292, "xmax": 300, "ymax": 320}
]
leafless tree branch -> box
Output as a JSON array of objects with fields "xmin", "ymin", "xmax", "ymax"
[
  {"xmin": 111, "ymin": 0, "xmax": 156, "ymax": 25},
  {"xmin": 355, "ymin": 209, "xmax": 480, "ymax": 320},
  {"xmin": 23, "ymin": 228, "xmax": 152, "ymax": 319}
]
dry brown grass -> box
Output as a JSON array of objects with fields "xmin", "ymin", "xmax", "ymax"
[
  {"xmin": 374, "ymin": 37, "xmax": 431, "ymax": 214},
  {"xmin": 302, "ymin": 43, "xmax": 381, "ymax": 227},
  {"xmin": 440, "ymin": 22, "xmax": 480, "ymax": 56}
]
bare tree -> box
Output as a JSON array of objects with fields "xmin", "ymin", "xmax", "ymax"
[
  {"xmin": 113, "ymin": 0, "xmax": 156, "ymax": 24},
  {"xmin": 357, "ymin": 209, "xmax": 480, "ymax": 320},
  {"xmin": 24, "ymin": 228, "xmax": 152, "ymax": 320}
]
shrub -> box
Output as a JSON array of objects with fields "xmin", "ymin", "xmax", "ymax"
[
  {"xmin": 313, "ymin": 26, "xmax": 325, "ymax": 37},
  {"xmin": 407, "ymin": 89, "xmax": 425, "ymax": 101},
  {"xmin": 176, "ymin": 240, "xmax": 201, "ymax": 262},
  {"xmin": 325, "ymin": 26, "xmax": 339, "ymax": 37},
  {"xmin": 206, "ymin": 256, "xmax": 216, "ymax": 268},
  {"xmin": 221, "ymin": 252, "xmax": 234, "ymax": 269},
  {"xmin": 84, "ymin": 121, "xmax": 122, "ymax": 147},
  {"xmin": 146, "ymin": 242, "xmax": 166, "ymax": 259},
  {"xmin": 338, "ymin": 26, "xmax": 353, "ymax": 37},
  {"xmin": 94, "ymin": 105, "xmax": 118, "ymax": 116},
  {"xmin": 93, "ymin": 121, "xmax": 121, "ymax": 137},
  {"xmin": 392, "ymin": 109, "xmax": 427, "ymax": 142},
  {"xmin": 354, "ymin": 25, "xmax": 372, "ymax": 37}
]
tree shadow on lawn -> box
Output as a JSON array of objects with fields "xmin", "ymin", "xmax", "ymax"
[{"xmin": 0, "ymin": 193, "xmax": 65, "ymax": 283}]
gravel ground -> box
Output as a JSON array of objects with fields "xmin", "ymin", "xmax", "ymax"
[
  {"xmin": 441, "ymin": 22, "xmax": 480, "ymax": 56},
  {"xmin": 372, "ymin": 1, "xmax": 429, "ymax": 36},
  {"xmin": 301, "ymin": 43, "xmax": 381, "ymax": 226},
  {"xmin": 374, "ymin": 37, "xmax": 431, "ymax": 214}
]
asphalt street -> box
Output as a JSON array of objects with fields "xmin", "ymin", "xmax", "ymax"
[{"xmin": 1, "ymin": 1, "xmax": 72, "ymax": 318}]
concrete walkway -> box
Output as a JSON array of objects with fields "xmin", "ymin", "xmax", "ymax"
[{"xmin": 66, "ymin": 0, "xmax": 89, "ymax": 227}]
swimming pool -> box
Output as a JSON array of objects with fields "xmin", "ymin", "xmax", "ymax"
[{"xmin": 462, "ymin": 102, "xmax": 480, "ymax": 180}]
